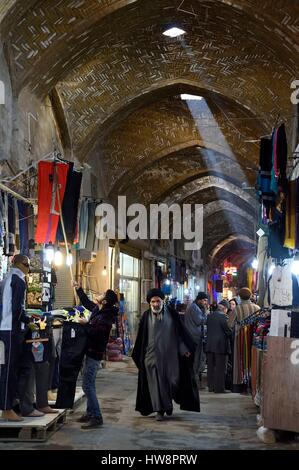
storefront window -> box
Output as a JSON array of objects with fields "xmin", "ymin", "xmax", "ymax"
[
  {"xmin": 172, "ymin": 282, "xmax": 184, "ymax": 302},
  {"xmin": 120, "ymin": 253, "xmax": 139, "ymax": 278},
  {"xmin": 119, "ymin": 253, "xmax": 140, "ymax": 343}
]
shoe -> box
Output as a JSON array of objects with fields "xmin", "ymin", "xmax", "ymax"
[
  {"xmin": 23, "ymin": 409, "xmax": 45, "ymax": 417},
  {"xmin": 155, "ymin": 412, "xmax": 164, "ymax": 421},
  {"xmin": 165, "ymin": 409, "xmax": 173, "ymax": 416},
  {"xmin": 81, "ymin": 417, "xmax": 103, "ymax": 429},
  {"xmin": 1, "ymin": 410, "xmax": 24, "ymax": 422},
  {"xmin": 37, "ymin": 407, "xmax": 59, "ymax": 414},
  {"xmin": 76, "ymin": 413, "xmax": 92, "ymax": 423}
]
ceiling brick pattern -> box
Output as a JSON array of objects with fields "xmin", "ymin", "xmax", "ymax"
[
  {"xmin": 202, "ymin": 214, "xmax": 255, "ymax": 258},
  {"xmin": 103, "ymin": 96, "xmax": 260, "ymax": 199},
  {"xmin": 1, "ymin": 0, "xmax": 298, "ymax": 263},
  {"xmin": 3, "ymin": 1, "xmax": 298, "ymax": 156},
  {"xmin": 204, "ymin": 200, "xmax": 255, "ymax": 225},
  {"xmin": 163, "ymin": 175, "xmax": 257, "ymax": 207},
  {"xmin": 0, "ymin": 1, "xmax": 15, "ymax": 23},
  {"xmin": 184, "ymin": 188, "xmax": 256, "ymax": 219}
]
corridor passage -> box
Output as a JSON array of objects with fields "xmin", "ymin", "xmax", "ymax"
[{"xmin": 1, "ymin": 361, "xmax": 298, "ymax": 451}]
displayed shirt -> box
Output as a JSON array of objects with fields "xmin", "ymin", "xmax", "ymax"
[
  {"xmin": 269, "ymin": 262, "xmax": 293, "ymax": 307},
  {"xmin": 269, "ymin": 309, "xmax": 291, "ymax": 337}
]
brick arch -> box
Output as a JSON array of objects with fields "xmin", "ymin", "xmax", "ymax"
[
  {"xmin": 183, "ymin": 189, "xmax": 256, "ymax": 219},
  {"xmin": 3, "ymin": 0, "xmax": 298, "ymax": 96},
  {"xmin": 100, "ymin": 93, "xmax": 261, "ymax": 199},
  {"xmin": 2, "ymin": 0, "xmax": 297, "ymax": 161},
  {"xmin": 111, "ymin": 143, "xmax": 257, "ymax": 205},
  {"xmin": 203, "ymin": 200, "xmax": 255, "ymax": 226},
  {"xmin": 203, "ymin": 210, "xmax": 255, "ymax": 252},
  {"xmin": 209, "ymin": 234, "xmax": 257, "ymax": 264},
  {"xmin": 162, "ymin": 175, "xmax": 257, "ymax": 208},
  {"xmin": 82, "ymin": 79, "xmax": 266, "ymax": 163},
  {"xmin": 166, "ymin": 199, "xmax": 256, "ymax": 247},
  {"xmin": 211, "ymin": 238, "xmax": 256, "ymax": 267}
]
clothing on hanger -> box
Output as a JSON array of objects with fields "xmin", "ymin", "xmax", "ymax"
[
  {"xmin": 284, "ymin": 180, "xmax": 296, "ymax": 249},
  {"xmin": 56, "ymin": 162, "xmax": 82, "ymax": 244},
  {"xmin": 35, "ymin": 161, "xmax": 69, "ymax": 244}
]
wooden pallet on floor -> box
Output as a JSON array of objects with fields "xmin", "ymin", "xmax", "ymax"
[
  {"xmin": 0, "ymin": 409, "xmax": 67, "ymax": 442},
  {"xmin": 49, "ymin": 388, "xmax": 85, "ymax": 412}
]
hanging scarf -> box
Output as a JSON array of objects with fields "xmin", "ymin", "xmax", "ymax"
[
  {"xmin": 284, "ymin": 180, "xmax": 296, "ymax": 249},
  {"xmin": 35, "ymin": 161, "xmax": 69, "ymax": 244}
]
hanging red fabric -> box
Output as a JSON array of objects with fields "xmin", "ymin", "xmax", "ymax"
[{"xmin": 35, "ymin": 161, "xmax": 69, "ymax": 244}]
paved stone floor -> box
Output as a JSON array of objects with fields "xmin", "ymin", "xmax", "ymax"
[{"xmin": 1, "ymin": 360, "xmax": 299, "ymax": 450}]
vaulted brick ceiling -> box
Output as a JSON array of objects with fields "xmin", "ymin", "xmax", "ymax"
[{"xmin": 1, "ymin": 0, "xmax": 298, "ymax": 263}]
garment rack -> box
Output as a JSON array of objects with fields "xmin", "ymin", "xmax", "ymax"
[
  {"xmin": 238, "ymin": 308, "xmax": 270, "ymax": 327},
  {"xmin": 0, "ymin": 181, "xmax": 34, "ymax": 205}
]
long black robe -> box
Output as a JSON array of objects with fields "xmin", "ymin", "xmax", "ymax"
[{"xmin": 132, "ymin": 305, "xmax": 200, "ymax": 416}]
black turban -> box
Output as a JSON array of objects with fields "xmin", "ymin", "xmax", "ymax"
[{"xmin": 146, "ymin": 288, "xmax": 165, "ymax": 304}]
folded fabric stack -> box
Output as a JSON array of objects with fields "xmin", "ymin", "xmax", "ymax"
[
  {"xmin": 106, "ymin": 337, "xmax": 124, "ymax": 362},
  {"xmin": 25, "ymin": 309, "xmax": 44, "ymax": 317},
  {"xmin": 50, "ymin": 309, "xmax": 69, "ymax": 320}
]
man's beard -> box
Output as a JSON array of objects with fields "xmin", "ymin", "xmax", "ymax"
[{"xmin": 151, "ymin": 305, "xmax": 163, "ymax": 315}]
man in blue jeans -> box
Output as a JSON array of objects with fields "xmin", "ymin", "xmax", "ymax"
[{"xmin": 73, "ymin": 282, "xmax": 118, "ymax": 429}]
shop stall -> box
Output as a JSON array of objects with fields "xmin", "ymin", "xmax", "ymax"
[{"xmin": 252, "ymin": 121, "xmax": 299, "ymax": 437}]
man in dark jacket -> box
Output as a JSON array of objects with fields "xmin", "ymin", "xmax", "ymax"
[
  {"xmin": 132, "ymin": 288, "xmax": 200, "ymax": 421},
  {"xmin": 206, "ymin": 300, "xmax": 232, "ymax": 394},
  {"xmin": 73, "ymin": 282, "xmax": 118, "ymax": 429}
]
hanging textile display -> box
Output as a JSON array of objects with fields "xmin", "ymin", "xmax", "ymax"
[
  {"xmin": 2, "ymin": 192, "xmax": 9, "ymax": 255},
  {"xmin": 8, "ymin": 199, "xmax": 14, "ymax": 253},
  {"xmin": 295, "ymin": 178, "xmax": 299, "ymax": 249},
  {"xmin": 113, "ymin": 242, "xmax": 120, "ymax": 291},
  {"xmin": 0, "ymin": 193, "xmax": 4, "ymax": 244},
  {"xmin": 269, "ymin": 123, "xmax": 288, "ymax": 197},
  {"xmin": 268, "ymin": 207, "xmax": 291, "ymax": 259},
  {"xmin": 17, "ymin": 200, "xmax": 33, "ymax": 256},
  {"xmin": 269, "ymin": 309, "xmax": 291, "ymax": 337},
  {"xmin": 233, "ymin": 310, "xmax": 270, "ymax": 388},
  {"xmin": 56, "ymin": 163, "xmax": 82, "ymax": 244},
  {"xmin": 256, "ymin": 235, "xmax": 270, "ymax": 307},
  {"xmin": 284, "ymin": 180, "xmax": 297, "ymax": 249},
  {"xmin": 215, "ymin": 279, "xmax": 223, "ymax": 292},
  {"xmin": 55, "ymin": 322, "xmax": 87, "ymax": 409},
  {"xmin": 269, "ymin": 262, "xmax": 293, "ymax": 307},
  {"xmin": 0, "ymin": 190, "xmax": 34, "ymax": 259},
  {"xmin": 257, "ymin": 124, "xmax": 288, "ymax": 228},
  {"xmin": 78, "ymin": 198, "xmax": 89, "ymax": 250},
  {"xmin": 85, "ymin": 200, "xmax": 96, "ymax": 252},
  {"xmin": 257, "ymin": 137, "xmax": 275, "ymax": 217},
  {"xmin": 35, "ymin": 161, "xmax": 69, "ymax": 244}
]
